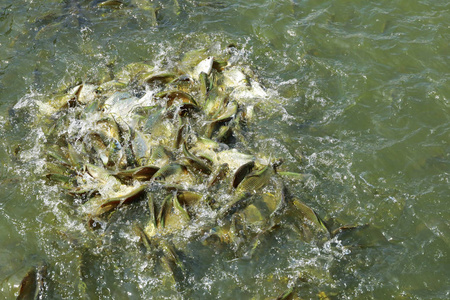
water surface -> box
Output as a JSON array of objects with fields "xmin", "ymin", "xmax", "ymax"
[{"xmin": 0, "ymin": 0, "xmax": 448, "ymax": 299}]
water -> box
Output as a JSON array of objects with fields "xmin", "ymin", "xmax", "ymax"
[{"xmin": 1, "ymin": 0, "xmax": 449, "ymax": 298}]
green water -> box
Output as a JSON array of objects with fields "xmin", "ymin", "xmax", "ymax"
[{"xmin": 0, "ymin": 0, "xmax": 448, "ymax": 299}]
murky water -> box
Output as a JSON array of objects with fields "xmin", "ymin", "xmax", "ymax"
[{"xmin": 1, "ymin": 0, "xmax": 449, "ymax": 299}]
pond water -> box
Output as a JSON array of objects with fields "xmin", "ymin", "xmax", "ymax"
[{"xmin": 0, "ymin": 0, "xmax": 448, "ymax": 299}]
